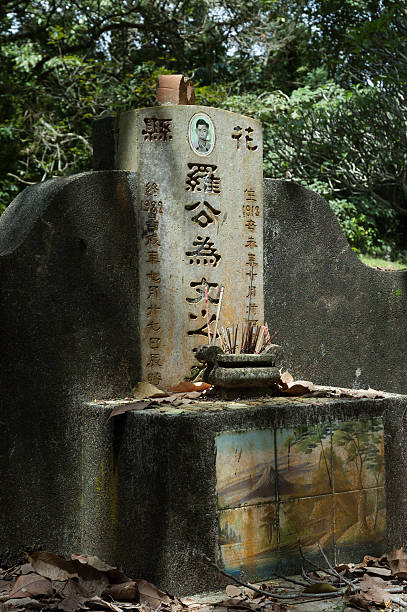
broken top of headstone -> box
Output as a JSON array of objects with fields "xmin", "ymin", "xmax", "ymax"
[{"xmin": 157, "ymin": 74, "xmax": 195, "ymax": 105}]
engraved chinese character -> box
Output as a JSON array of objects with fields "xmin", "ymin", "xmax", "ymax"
[
  {"xmin": 142, "ymin": 118, "xmax": 172, "ymax": 142},
  {"xmin": 145, "ymin": 182, "xmax": 159, "ymax": 197},
  {"xmin": 147, "ymin": 286, "xmax": 159, "ymax": 300},
  {"xmin": 246, "ymin": 303, "xmax": 258, "ymax": 316},
  {"xmin": 147, "ymin": 321, "xmax": 161, "ymax": 331},
  {"xmin": 186, "ymin": 278, "xmax": 219, "ymax": 304},
  {"xmin": 245, "ymin": 127, "xmax": 258, "ymax": 151},
  {"xmin": 245, "ymin": 219, "xmax": 257, "ymax": 232},
  {"xmin": 232, "ymin": 126, "xmax": 243, "ymax": 149},
  {"xmin": 185, "ymin": 200, "xmax": 221, "ymax": 228},
  {"xmin": 147, "ymin": 354, "xmax": 163, "ymax": 367},
  {"xmin": 147, "ymin": 250, "xmax": 160, "ymax": 265},
  {"xmin": 147, "ymin": 304, "xmax": 161, "ymax": 317},
  {"xmin": 187, "ymin": 313, "xmax": 217, "ymax": 337},
  {"xmin": 245, "ymin": 189, "xmax": 256, "ymax": 202},
  {"xmin": 246, "ymin": 269, "xmax": 258, "ymax": 279},
  {"xmin": 245, "ymin": 237, "xmax": 258, "ymax": 248},
  {"xmin": 185, "ymin": 236, "xmax": 221, "ymax": 267},
  {"xmin": 147, "ymin": 372, "xmax": 162, "ymax": 385},
  {"xmin": 185, "ymin": 163, "xmax": 221, "ymax": 194},
  {"xmin": 146, "ymin": 218, "xmax": 159, "ymax": 233},
  {"xmin": 247, "ymin": 286, "xmax": 256, "ymax": 298},
  {"xmin": 147, "ymin": 272, "xmax": 161, "ymax": 283},
  {"xmin": 145, "ymin": 233, "xmax": 160, "ymax": 247},
  {"xmin": 149, "ymin": 337, "xmax": 161, "ymax": 349},
  {"xmin": 246, "ymin": 253, "xmax": 258, "ymax": 267}
]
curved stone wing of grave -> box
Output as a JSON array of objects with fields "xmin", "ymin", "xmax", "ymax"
[
  {"xmin": 0, "ymin": 169, "xmax": 142, "ymax": 401},
  {"xmin": 263, "ymin": 178, "xmax": 407, "ymax": 393}
]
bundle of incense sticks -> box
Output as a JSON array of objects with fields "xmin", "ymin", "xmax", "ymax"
[
  {"xmin": 218, "ymin": 321, "xmax": 279, "ymax": 354},
  {"xmin": 203, "ymin": 286, "xmax": 279, "ymax": 353}
]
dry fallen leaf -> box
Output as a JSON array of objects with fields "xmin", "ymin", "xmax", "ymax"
[
  {"xmin": 303, "ymin": 583, "xmax": 338, "ymax": 593},
  {"xmin": 344, "ymin": 592, "xmax": 371, "ymax": 610},
  {"xmin": 71, "ymin": 553, "xmax": 119, "ymax": 575},
  {"xmin": 387, "ymin": 548, "xmax": 407, "ymax": 576},
  {"xmin": 102, "ymin": 582, "xmax": 139, "ymax": 602},
  {"xmin": 134, "ymin": 579, "xmax": 171, "ymax": 606},
  {"xmin": 28, "ymin": 551, "xmax": 78, "ymax": 582},
  {"xmin": 214, "ymin": 598, "xmax": 257, "ymax": 610},
  {"xmin": 132, "ymin": 381, "xmax": 168, "ymax": 399},
  {"xmin": 8, "ymin": 574, "xmax": 53, "ymax": 599},
  {"xmin": 170, "ymin": 381, "xmax": 211, "ymax": 393},
  {"xmin": 56, "ymin": 579, "xmax": 85, "ymax": 612},
  {"xmin": 282, "ymin": 380, "xmax": 316, "ymax": 395},
  {"xmin": 4, "ymin": 596, "xmax": 43, "ymax": 609},
  {"xmin": 107, "ymin": 401, "xmax": 151, "ymax": 420},
  {"xmin": 356, "ymin": 574, "xmax": 391, "ymax": 606},
  {"xmin": 365, "ymin": 567, "xmax": 391, "ymax": 578},
  {"xmin": 225, "ymin": 585, "xmax": 242, "ymax": 598},
  {"xmin": 76, "ymin": 565, "xmax": 109, "ymax": 598},
  {"xmin": 84, "ymin": 595, "xmax": 123, "ymax": 611},
  {"xmin": 279, "ymin": 371, "xmax": 294, "ymax": 387}
]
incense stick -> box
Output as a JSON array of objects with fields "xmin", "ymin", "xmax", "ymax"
[
  {"xmin": 211, "ymin": 285, "xmax": 224, "ymax": 345},
  {"xmin": 204, "ymin": 286, "xmax": 211, "ymax": 344}
]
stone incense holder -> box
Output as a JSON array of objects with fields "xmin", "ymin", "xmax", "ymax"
[{"xmin": 195, "ymin": 344, "xmax": 283, "ymax": 399}]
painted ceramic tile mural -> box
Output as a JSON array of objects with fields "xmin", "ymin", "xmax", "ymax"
[
  {"xmin": 332, "ymin": 419, "xmax": 384, "ymax": 492},
  {"xmin": 219, "ymin": 504, "xmax": 279, "ymax": 578},
  {"xmin": 334, "ymin": 489, "xmax": 386, "ymax": 549},
  {"xmin": 216, "ymin": 417, "xmax": 385, "ymax": 579},
  {"xmin": 279, "ymin": 495, "xmax": 334, "ymax": 552},
  {"xmin": 216, "ymin": 429, "xmax": 275, "ymax": 510},
  {"xmin": 276, "ymin": 425, "xmax": 332, "ymax": 499}
]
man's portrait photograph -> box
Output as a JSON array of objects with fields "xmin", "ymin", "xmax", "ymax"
[{"xmin": 189, "ymin": 113, "xmax": 215, "ymax": 156}]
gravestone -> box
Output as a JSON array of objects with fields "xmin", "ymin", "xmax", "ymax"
[{"xmin": 115, "ymin": 96, "xmax": 264, "ymax": 389}]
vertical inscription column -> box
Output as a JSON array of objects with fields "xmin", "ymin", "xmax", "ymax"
[
  {"xmin": 117, "ymin": 105, "xmax": 263, "ymax": 389},
  {"xmin": 231, "ymin": 124, "xmax": 262, "ymax": 324},
  {"xmin": 138, "ymin": 117, "xmax": 172, "ymax": 389}
]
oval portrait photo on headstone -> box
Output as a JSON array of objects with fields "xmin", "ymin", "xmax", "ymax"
[{"xmin": 188, "ymin": 113, "xmax": 215, "ymax": 156}]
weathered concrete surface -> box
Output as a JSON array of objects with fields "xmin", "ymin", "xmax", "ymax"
[
  {"xmin": 79, "ymin": 395, "xmax": 402, "ymax": 595},
  {"xmin": 264, "ymin": 179, "xmax": 407, "ymax": 393},
  {"xmin": 0, "ymin": 170, "xmax": 141, "ymax": 562}
]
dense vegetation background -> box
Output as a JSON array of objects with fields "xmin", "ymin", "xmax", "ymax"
[{"xmin": 1, "ymin": 0, "xmax": 406, "ymax": 259}]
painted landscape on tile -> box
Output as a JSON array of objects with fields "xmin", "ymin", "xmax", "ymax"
[
  {"xmin": 276, "ymin": 424, "xmax": 333, "ymax": 499},
  {"xmin": 219, "ymin": 504, "xmax": 279, "ymax": 578},
  {"xmin": 216, "ymin": 430, "xmax": 277, "ymax": 509},
  {"xmin": 332, "ymin": 418, "xmax": 384, "ymax": 493},
  {"xmin": 217, "ymin": 419, "xmax": 385, "ymax": 579},
  {"xmin": 334, "ymin": 488, "xmax": 386, "ymax": 548},
  {"xmin": 279, "ymin": 495, "xmax": 334, "ymax": 552}
]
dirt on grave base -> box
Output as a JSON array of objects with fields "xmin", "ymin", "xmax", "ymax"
[{"xmin": 2, "ymin": 549, "xmax": 407, "ymax": 612}]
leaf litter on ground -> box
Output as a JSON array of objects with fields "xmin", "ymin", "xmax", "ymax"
[{"xmin": 3, "ymin": 547, "xmax": 407, "ymax": 611}]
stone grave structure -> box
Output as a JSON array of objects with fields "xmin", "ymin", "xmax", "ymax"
[{"xmin": 1, "ymin": 74, "xmax": 407, "ymax": 595}]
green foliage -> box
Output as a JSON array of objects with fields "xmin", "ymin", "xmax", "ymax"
[{"xmin": 1, "ymin": 0, "xmax": 407, "ymax": 257}]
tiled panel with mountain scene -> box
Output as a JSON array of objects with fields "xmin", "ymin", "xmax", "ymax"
[{"xmin": 216, "ymin": 430, "xmax": 276, "ymax": 510}]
